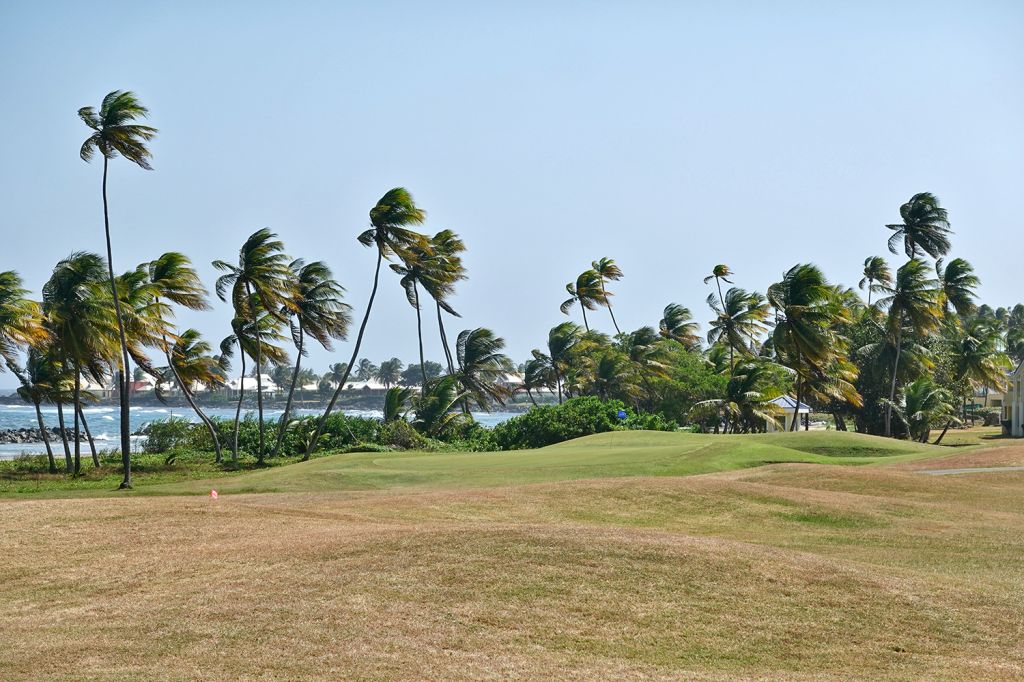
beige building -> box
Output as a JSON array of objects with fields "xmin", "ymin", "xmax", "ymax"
[{"xmin": 1005, "ymin": 361, "xmax": 1023, "ymax": 438}]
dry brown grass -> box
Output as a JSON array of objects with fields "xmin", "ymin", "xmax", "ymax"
[{"xmin": 2, "ymin": 461, "xmax": 1023, "ymax": 680}]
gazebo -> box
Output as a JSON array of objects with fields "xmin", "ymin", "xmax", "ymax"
[{"xmin": 765, "ymin": 396, "xmax": 811, "ymax": 432}]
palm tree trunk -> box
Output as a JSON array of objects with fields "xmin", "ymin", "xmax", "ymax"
[
  {"xmin": 34, "ymin": 400, "xmax": 57, "ymax": 474},
  {"xmin": 580, "ymin": 306, "xmax": 590, "ymax": 332},
  {"xmin": 414, "ymin": 284, "xmax": 427, "ymax": 396},
  {"xmin": 306, "ymin": 248, "xmax": 383, "ymax": 459},
  {"xmin": 163, "ymin": 338, "xmax": 222, "ymax": 463},
  {"xmin": 233, "ymin": 344, "xmax": 245, "ymax": 462},
  {"xmin": 244, "ymin": 282, "xmax": 267, "ymax": 465},
  {"xmin": 526, "ymin": 388, "xmax": 537, "ymax": 407},
  {"xmin": 437, "ymin": 302, "xmax": 455, "ymax": 375},
  {"xmin": 77, "ymin": 404, "xmax": 99, "ymax": 467},
  {"xmin": 933, "ymin": 420, "xmax": 953, "ymax": 445},
  {"xmin": 601, "ymin": 282, "xmax": 621, "ymax": 334},
  {"xmin": 56, "ymin": 401, "xmax": 72, "ymax": 473},
  {"xmin": 73, "ymin": 367, "xmax": 81, "ymax": 476},
  {"xmin": 885, "ymin": 327, "xmax": 904, "ymax": 437},
  {"xmin": 100, "ymin": 157, "xmax": 133, "ymax": 489},
  {"xmin": 273, "ymin": 324, "xmax": 303, "ymax": 457}
]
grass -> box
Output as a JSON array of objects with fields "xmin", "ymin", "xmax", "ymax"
[{"xmin": 2, "ymin": 430, "xmax": 1022, "ymax": 679}]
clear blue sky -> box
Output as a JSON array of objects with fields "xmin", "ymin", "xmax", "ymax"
[{"xmin": 2, "ymin": 1, "xmax": 1022, "ymax": 376}]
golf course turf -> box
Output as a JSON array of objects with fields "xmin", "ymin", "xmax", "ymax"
[{"xmin": 2, "ymin": 430, "xmax": 1022, "ymax": 680}]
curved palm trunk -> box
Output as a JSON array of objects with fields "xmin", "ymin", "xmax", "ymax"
[
  {"xmin": 34, "ymin": 400, "xmax": 57, "ymax": 473},
  {"xmin": 100, "ymin": 158, "xmax": 133, "ymax": 488},
  {"xmin": 580, "ymin": 306, "xmax": 590, "ymax": 332},
  {"xmin": 273, "ymin": 324, "xmax": 303, "ymax": 457},
  {"xmin": 232, "ymin": 345, "xmax": 246, "ymax": 462},
  {"xmin": 56, "ymin": 401, "xmax": 72, "ymax": 473},
  {"xmin": 933, "ymin": 420, "xmax": 953, "ymax": 445},
  {"xmin": 244, "ymin": 283, "xmax": 267, "ymax": 465},
  {"xmin": 77, "ymin": 404, "xmax": 99, "ymax": 467},
  {"xmin": 526, "ymin": 387, "xmax": 538, "ymax": 407},
  {"xmin": 73, "ymin": 367, "xmax": 82, "ymax": 476},
  {"xmin": 306, "ymin": 249, "xmax": 383, "ymax": 459},
  {"xmin": 885, "ymin": 327, "xmax": 904, "ymax": 437},
  {"xmin": 601, "ymin": 282, "xmax": 621, "ymax": 334},
  {"xmin": 437, "ymin": 303, "xmax": 455, "ymax": 375},
  {"xmin": 413, "ymin": 284, "xmax": 427, "ymax": 396},
  {"xmin": 163, "ymin": 338, "xmax": 223, "ymax": 463}
]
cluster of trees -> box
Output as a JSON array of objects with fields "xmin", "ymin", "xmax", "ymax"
[{"xmin": 527, "ymin": 192, "xmax": 1018, "ymax": 440}]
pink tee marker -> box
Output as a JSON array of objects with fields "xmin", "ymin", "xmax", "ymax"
[{"xmin": 210, "ymin": 490, "xmax": 219, "ymax": 499}]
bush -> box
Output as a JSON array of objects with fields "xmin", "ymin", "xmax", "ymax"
[
  {"xmin": 490, "ymin": 397, "xmax": 675, "ymax": 450},
  {"xmin": 140, "ymin": 418, "xmax": 208, "ymax": 453}
]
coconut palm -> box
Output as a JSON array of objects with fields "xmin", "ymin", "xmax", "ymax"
[
  {"xmin": 874, "ymin": 259, "xmax": 942, "ymax": 436},
  {"xmin": 560, "ymin": 270, "xmax": 604, "ymax": 332},
  {"xmin": 354, "ymin": 358, "xmax": 377, "ymax": 382},
  {"xmin": 858, "ymin": 256, "xmax": 892, "ymax": 307},
  {"xmin": 9, "ymin": 348, "xmax": 58, "ymax": 473},
  {"xmin": 935, "ymin": 257, "xmax": 979, "ymax": 317},
  {"xmin": 430, "ymin": 230, "xmax": 467, "ymax": 374},
  {"xmin": 886, "ymin": 377, "xmax": 958, "ymax": 443},
  {"xmin": 79, "ymin": 90, "xmax": 158, "ymax": 489},
  {"xmin": 214, "ymin": 229, "xmax": 294, "ymax": 460},
  {"xmin": 620, "ymin": 326, "xmax": 669, "ymax": 409},
  {"xmin": 42, "ymin": 253, "xmax": 118, "ymax": 476},
  {"xmin": 413, "ymin": 376, "xmax": 468, "ymax": 437},
  {"xmin": 546, "ymin": 322, "xmax": 583, "ymax": 403},
  {"xmin": 703, "ymin": 265, "xmax": 734, "ymax": 309},
  {"xmin": 0, "ymin": 271, "xmax": 46, "ymax": 372},
  {"xmin": 383, "ymin": 386, "xmax": 415, "ymax": 422},
  {"xmin": 886, "ymin": 192, "xmax": 952, "ymax": 260},
  {"xmin": 522, "ymin": 353, "xmax": 554, "ymax": 406},
  {"xmin": 769, "ymin": 264, "xmax": 848, "ymax": 430},
  {"xmin": 376, "ymin": 358, "xmax": 404, "ymax": 389},
  {"xmin": 454, "ymin": 327, "xmax": 515, "ymax": 412},
  {"xmin": 690, "ymin": 360, "xmax": 784, "ymax": 433},
  {"xmin": 944, "ymin": 318, "xmax": 1011, "ymax": 425},
  {"xmin": 272, "ymin": 260, "xmax": 350, "ymax": 456},
  {"xmin": 591, "ymin": 258, "xmax": 624, "ymax": 334},
  {"xmin": 706, "ymin": 288, "xmax": 770, "ymax": 371},
  {"xmin": 658, "ymin": 303, "xmax": 700, "ymax": 349},
  {"xmin": 309, "ymin": 188, "xmax": 427, "ymax": 455},
  {"xmin": 159, "ymin": 329, "xmax": 227, "ymax": 461},
  {"xmin": 391, "ymin": 238, "xmax": 449, "ymax": 394}
]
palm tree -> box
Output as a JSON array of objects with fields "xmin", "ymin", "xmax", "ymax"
[
  {"xmin": 214, "ymin": 229, "xmax": 294, "ymax": 461},
  {"xmin": 560, "ymin": 270, "xmax": 604, "ymax": 332},
  {"xmin": 354, "ymin": 358, "xmax": 377, "ymax": 382},
  {"xmin": 703, "ymin": 265, "xmax": 734, "ymax": 309},
  {"xmin": 941, "ymin": 317, "xmax": 1011, "ymax": 436},
  {"xmin": 887, "ymin": 377, "xmax": 958, "ymax": 443},
  {"xmin": 309, "ymin": 188, "xmax": 426, "ymax": 455},
  {"xmin": 273, "ymin": 260, "xmax": 350, "ymax": 456},
  {"xmin": 546, "ymin": 322, "xmax": 583, "ymax": 403},
  {"xmin": 391, "ymin": 238, "xmax": 448, "ymax": 394},
  {"xmin": 769, "ymin": 264, "xmax": 847, "ymax": 430},
  {"xmin": 430, "ymin": 230, "xmax": 467, "ymax": 374},
  {"xmin": 42, "ymin": 253, "xmax": 117, "ymax": 476},
  {"xmin": 376, "ymin": 358, "xmax": 404, "ymax": 389},
  {"xmin": 591, "ymin": 258, "xmax": 624, "ymax": 334},
  {"xmin": 0, "ymin": 271, "xmax": 46, "ymax": 372},
  {"xmin": 875, "ymin": 259, "xmax": 941, "ymax": 436},
  {"xmin": 454, "ymin": 328, "xmax": 515, "ymax": 412},
  {"xmin": 160, "ymin": 329, "xmax": 227, "ymax": 460},
  {"xmin": 383, "ymin": 386, "xmax": 414, "ymax": 422},
  {"xmin": 413, "ymin": 376, "xmax": 468, "ymax": 437},
  {"xmin": 935, "ymin": 257, "xmax": 979, "ymax": 317},
  {"xmin": 659, "ymin": 303, "xmax": 700, "ymax": 349},
  {"xmin": 522, "ymin": 353, "xmax": 553, "ymax": 406},
  {"xmin": 620, "ymin": 326, "xmax": 669, "ymax": 409},
  {"xmin": 9, "ymin": 348, "xmax": 58, "ymax": 473},
  {"xmin": 79, "ymin": 90, "xmax": 158, "ymax": 489},
  {"xmin": 690, "ymin": 360, "xmax": 784, "ymax": 433},
  {"xmin": 886, "ymin": 192, "xmax": 952, "ymax": 259},
  {"xmin": 858, "ymin": 256, "xmax": 892, "ymax": 307},
  {"xmin": 706, "ymin": 288, "xmax": 770, "ymax": 371}
]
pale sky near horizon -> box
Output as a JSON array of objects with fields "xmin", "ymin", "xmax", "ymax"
[{"xmin": 1, "ymin": 0, "xmax": 1022, "ymax": 380}]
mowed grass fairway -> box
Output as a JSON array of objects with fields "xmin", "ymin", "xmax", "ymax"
[{"xmin": 2, "ymin": 431, "xmax": 1023, "ymax": 680}]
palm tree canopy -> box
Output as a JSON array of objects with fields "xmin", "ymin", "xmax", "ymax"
[
  {"xmin": 706, "ymin": 287, "xmax": 770, "ymax": 356},
  {"xmin": 659, "ymin": 303, "xmax": 700, "ymax": 349},
  {"xmin": 886, "ymin": 192, "xmax": 952, "ymax": 259},
  {"xmin": 703, "ymin": 264, "xmax": 734, "ymax": 285},
  {"xmin": 286, "ymin": 259, "xmax": 351, "ymax": 351},
  {"xmin": 560, "ymin": 270, "xmax": 604, "ymax": 315},
  {"xmin": 859, "ymin": 256, "xmax": 892, "ymax": 293},
  {"xmin": 358, "ymin": 187, "xmax": 427, "ymax": 261},
  {"xmin": 875, "ymin": 259, "xmax": 942, "ymax": 339},
  {"xmin": 413, "ymin": 376, "xmax": 468, "ymax": 436},
  {"xmin": 0, "ymin": 270, "xmax": 46, "ymax": 371},
  {"xmin": 383, "ymin": 386, "xmax": 414, "ymax": 421},
  {"xmin": 78, "ymin": 90, "xmax": 158, "ymax": 169},
  {"xmin": 592, "ymin": 258, "xmax": 624, "ymax": 282},
  {"xmin": 164, "ymin": 329, "xmax": 227, "ymax": 393},
  {"xmin": 935, "ymin": 257, "xmax": 979, "ymax": 317},
  {"xmin": 769, "ymin": 263, "xmax": 847, "ymax": 373},
  {"xmin": 376, "ymin": 358, "xmax": 404, "ymax": 387},
  {"xmin": 213, "ymin": 228, "xmax": 294, "ymax": 322},
  {"xmin": 145, "ymin": 252, "xmax": 210, "ymax": 311},
  {"xmin": 455, "ymin": 327, "xmax": 515, "ymax": 410}
]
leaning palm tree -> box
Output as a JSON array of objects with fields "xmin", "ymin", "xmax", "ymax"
[
  {"xmin": 9, "ymin": 348, "xmax": 58, "ymax": 473},
  {"xmin": 591, "ymin": 258, "xmax": 624, "ymax": 334},
  {"xmin": 391, "ymin": 238, "xmax": 448, "ymax": 394},
  {"xmin": 886, "ymin": 377, "xmax": 958, "ymax": 443},
  {"xmin": 703, "ymin": 264, "xmax": 734, "ymax": 309},
  {"xmin": 690, "ymin": 360, "xmax": 784, "ymax": 434},
  {"xmin": 659, "ymin": 303, "xmax": 700, "ymax": 349},
  {"xmin": 308, "ymin": 188, "xmax": 427, "ymax": 455},
  {"xmin": 430, "ymin": 230, "xmax": 467, "ymax": 374},
  {"xmin": 546, "ymin": 322, "xmax": 583, "ymax": 403},
  {"xmin": 935, "ymin": 257, "xmax": 979, "ymax": 318},
  {"xmin": 0, "ymin": 271, "xmax": 46, "ymax": 371},
  {"xmin": 383, "ymin": 386, "xmax": 415, "ymax": 422},
  {"xmin": 454, "ymin": 327, "xmax": 515, "ymax": 412},
  {"xmin": 272, "ymin": 260, "xmax": 350, "ymax": 456},
  {"xmin": 159, "ymin": 329, "xmax": 227, "ymax": 461},
  {"xmin": 79, "ymin": 90, "xmax": 157, "ymax": 489},
  {"xmin": 214, "ymin": 229, "xmax": 294, "ymax": 460},
  {"xmin": 522, "ymin": 353, "xmax": 554, "ymax": 406},
  {"xmin": 886, "ymin": 192, "xmax": 952, "ymax": 260},
  {"xmin": 874, "ymin": 259, "xmax": 942, "ymax": 436},
  {"xmin": 858, "ymin": 256, "xmax": 892, "ymax": 307},
  {"xmin": 706, "ymin": 287, "xmax": 770, "ymax": 371},
  {"xmin": 412, "ymin": 376, "xmax": 469, "ymax": 437},
  {"xmin": 560, "ymin": 270, "xmax": 604, "ymax": 332}
]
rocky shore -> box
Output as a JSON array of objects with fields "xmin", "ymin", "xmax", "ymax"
[{"xmin": 0, "ymin": 427, "xmax": 86, "ymax": 444}]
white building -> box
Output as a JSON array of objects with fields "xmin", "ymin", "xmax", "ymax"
[
  {"xmin": 765, "ymin": 396, "xmax": 811, "ymax": 432},
  {"xmin": 1004, "ymin": 360, "xmax": 1023, "ymax": 437},
  {"xmin": 226, "ymin": 374, "xmax": 280, "ymax": 396}
]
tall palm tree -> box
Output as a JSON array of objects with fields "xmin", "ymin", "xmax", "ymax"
[
  {"xmin": 706, "ymin": 288, "xmax": 770, "ymax": 371},
  {"xmin": 214, "ymin": 229, "xmax": 294, "ymax": 461},
  {"xmin": 886, "ymin": 192, "xmax": 952, "ymax": 259},
  {"xmin": 560, "ymin": 270, "xmax": 604, "ymax": 332},
  {"xmin": 430, "ymin": 230, "xmax": 467, "ymax": 374},
  {"xmin": 42, "ymin": 253, "xmax": 117, "ymax": 475},
  {"xmin": 159, "ymin": 329, "xmax": 227, "ymax": 461},
  {"xmin": 273, "ymin": 260, "xmax": 350, "ymax": 456},
  {"xmin": 769, "ymin": 264, "xmax": 848, "ymax": 430},
  {"xmin": 79, "ymin": 90, "xmax": 157, "ymax": 489},
  {"xmin": 9, "ymin": 348, "xmax": 58, "ymax": 473},
  {"xmin": 591, "ymin": 258, "xmax": 624, "ymax": 334},
  {"xmin": 703, "ymin": 264, "xmax": 734, "ymax": 309},
  {"xmin": 659, "ymin": 303, "xmax": 700, "ymax": 349},
  {"xmin": 308, "ymin": 188, "xmax": 426, "ymax": 455},
  {"xmin": 858, "ymin": 256, "xmax": 892, "ymax": 307},
  {"xmin": 935, "ymin": 257, "xmax": 979, "ymax": 317},
  {"xmin": 454, "ymin": 327, "xmax": 515, "ymax": 412},
  {"xmin": 376, "ymin": 358, "xmax": 404, "ymax": 389},
  {"xmin": 875, "ymin": 259, "xmax": 941, "ymax": 436},
  {"xmin": 391, "ymin": 238, "xmax": 448, "ymax": 394},
  {"xmin": 546, "ymin": 322, "xmax": 583, "ymax": 403}
]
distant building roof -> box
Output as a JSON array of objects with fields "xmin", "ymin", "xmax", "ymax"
[{"xmin": 771, "ymin": 396, "xmax": 811, "ymax": 412}]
